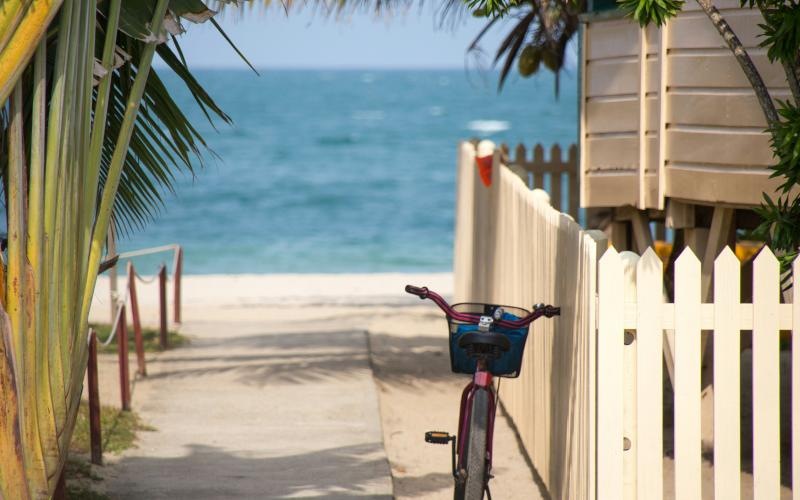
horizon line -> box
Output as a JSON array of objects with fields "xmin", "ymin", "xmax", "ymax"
[{"xmin": 152, "ymin": 64, "xmax": 501, "ymax": 71}]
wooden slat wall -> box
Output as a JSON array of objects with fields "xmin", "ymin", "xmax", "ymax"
[
  {"xmin": 452, "ymin": 141, "xmax": 602, "ymax": 498},
  {"xmin": 581, "ymin": 8, "xmax": 789, "ymax": 208}
]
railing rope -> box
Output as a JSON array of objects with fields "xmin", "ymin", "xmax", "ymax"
[
  {"xmin": 109, "ymin": 243, "xmax": 183, "ymax": 326},
  {"xmin": 86, "ymin": 246, "xmax": 182, "ymax": 466},
  {"xmin": 102, "ymin": 287, "xmax": 130, "ymax": 347}
]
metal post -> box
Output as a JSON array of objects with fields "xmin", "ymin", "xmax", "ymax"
[
  {"xmin": 53, "ymin": 468, "xmax": 66, "ymax": 500},
  {"xmin": 88, "ymin": 329, "xmax": 102, "ymax": 465},
  {"xmin": 108, "ymin": 220, "xmax": 118, "ymax": 322},
  {"xmin": 159, "ymin": 265, "xmax": 168, "ymax": 349},
  {"xmin": 117, "ymin": 305, "xmax": 131, "ymax": 411},
  {"xmin": 173, "ymin": 245, "xmax": 182, "ymax": 324},
  {"xmin": 128, "ymin": 262, "xmax": 146, "ymax": 376}
]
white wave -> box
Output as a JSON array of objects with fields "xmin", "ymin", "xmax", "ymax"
[{"xmin": 467, "ymin": 120, "xmax": 511, "ymax": 134}]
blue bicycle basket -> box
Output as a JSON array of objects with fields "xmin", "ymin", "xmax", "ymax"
[{"xmin": 447, "ymin": 303, "xmax": 530, "ymax": 378}]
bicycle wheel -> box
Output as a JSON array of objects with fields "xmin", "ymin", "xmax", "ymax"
[{"xmin": 455, "ymin": 388, "xmax": 489, "ymax": 500}]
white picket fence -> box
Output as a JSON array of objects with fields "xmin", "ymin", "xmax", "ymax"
[
  {"xmin": 452, "ymin": 140, "xmax": 798, "ymax": 499},
  {"xmin": 599, "ymin": 246, "xmax": 798, "ymax": 499}
]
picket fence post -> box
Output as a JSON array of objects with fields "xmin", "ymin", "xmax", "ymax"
[
  {"xmin": 673, "ymin": 249, "xmax": 702, "ymax": 499},
  {"xmin": 713, "ymin": 248, "xmax": 741, "ymax": 500},
  {"xmin": 598, "ymin": 248, "xmax": 624, "ymax": 500},
  {"xmin": 752, "ymin": 248, "xmax": 780, "ymax": 498},
  {"xmin": 635, "ymin": 248, "xmax": 663, "ymax": 499}
]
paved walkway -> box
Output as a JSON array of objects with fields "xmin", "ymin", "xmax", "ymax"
[
  {"xmin": 94, "ymin": 274, "xmax": 543, "ymax": 499},
  {"xmin": 103, "ymin": 307, "xmax": 393, "ymax": 499}
]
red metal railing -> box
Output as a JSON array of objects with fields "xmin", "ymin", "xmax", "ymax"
[{"xmin": 84, "ymin": 244, "xmax": 183, "ymax": 467}]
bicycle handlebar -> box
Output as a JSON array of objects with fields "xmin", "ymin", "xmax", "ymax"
[
  {"xmin": 405, "ymin": 285, "xmax": 429, "ymax": 299},
  {"xmin": 405, "ymin": 285, "xmax": 559, "ymax": 329}
]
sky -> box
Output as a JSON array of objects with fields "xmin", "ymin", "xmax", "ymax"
[{"xmin": 161, "ymin": 5, "xmax": 515, "ymax": 69}]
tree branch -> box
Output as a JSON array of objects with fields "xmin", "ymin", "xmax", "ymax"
[{"xmin": 696, "ymin": 0, "xmax": 779, "ymax": 125}]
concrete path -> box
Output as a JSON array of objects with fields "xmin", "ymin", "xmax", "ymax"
[
  {"xmin": 95, "ymin": 274, "xmax": 544, "ymax": 499},
  {"xmin": 103, "ymin": 306, "xmax": 393, "ymax": 499}
]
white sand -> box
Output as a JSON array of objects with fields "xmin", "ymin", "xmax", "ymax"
[{"xmin": 91, "ymin": 272, "xmax": 454, "ymax": 325}]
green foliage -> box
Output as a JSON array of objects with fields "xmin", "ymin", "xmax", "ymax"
[
  {"xmin": 66, "ymin": 403, "xmax": 153, "ymax": 499},
  {"xmin": 766, "ymin": 101, "xmax": 800, "ymax": 193},
  {"xmin": 465, "ymin": 0, "xmax": 519, "ymax": 17},
  {"xmin": 754, "ymin": 193, "xmax": 800, "ymax": 257},
  {"xmin": 749, "ymin": 6, "xmax": 800, "ymax": 273},
  {"xmin": 617, "ymin": 0, "xmax": 684, "ymax": 26},
  {"xmin": 64, "ymin": 458, "xmax": 108, "ymax": 500},
  {"xmin": 464, "ymin": 0, "xmax": 584, "ymax": 90},
  {"xmin": 759, "ymin": 4, "xmax": 800, "ymax": 63},
  {"xmin": 70, "ymin": 402, "xmax": 154, "ymax": 456}
]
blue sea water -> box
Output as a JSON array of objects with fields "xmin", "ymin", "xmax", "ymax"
[{"xmin": 119, "ymin": 69, "xmax": 578, "ymax": 274}]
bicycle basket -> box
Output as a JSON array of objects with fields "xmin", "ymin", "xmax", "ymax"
[{"xmin": 447, "ymin": 303, "xmax": 530, "ymax": 378}]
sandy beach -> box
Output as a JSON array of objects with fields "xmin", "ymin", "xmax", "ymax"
[{"xmin": 88, "ymin": 272, "xmax": 545, "ymax": 499}]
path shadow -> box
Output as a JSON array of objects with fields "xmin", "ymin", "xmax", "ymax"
[
  {"xmin": 106, "ymin": 442, "xmax": 392, "ymax": 499},
  {"xmin": 391, "ymin": 471, "xmax": 453, "ymax": 497},
  {"xmin": 143, "ymin": 330, "xmax": 371, "ymax": 387},
  {"xmin": 367, "ymin": 332, "xmax": 467, "ymax": 386}
]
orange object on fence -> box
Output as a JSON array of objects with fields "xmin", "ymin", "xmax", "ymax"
[{"xmin": 476, "ymin": 155, "xmax": 493, "ymax": 187}]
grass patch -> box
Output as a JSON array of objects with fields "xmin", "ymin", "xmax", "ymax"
[
  {"xmin": 71, "ymin": 401, "xmax": 154, "ymax": 456},
  {"xmin": 65, "ymin": 484, "xmax": 110, "ymax": 500},
  {"xmin": 64, "ymin": 458, "xmax": 107, "ymax": 500},
  {"xmin": 90, "ymin": 322, "xmax": 188, "ymax": 354},
  {"xmin": 66, "ymin": 403, "xmax": 154, "ymax": 499}
]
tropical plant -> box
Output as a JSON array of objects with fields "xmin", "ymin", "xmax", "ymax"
[
  {"xmin": 0, "ymin": 1, "xmax": 230, "ymax": 496},
  {"xmin": 458, "ymin": 0, "xmax": 585, "ymax": 90}
]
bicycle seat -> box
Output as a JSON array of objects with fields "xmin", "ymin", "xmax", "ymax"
[{"xmin": 458, "ymin": 331, "xmax": 511, "ymax": 352}]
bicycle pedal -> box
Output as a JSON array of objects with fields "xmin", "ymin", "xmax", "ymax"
[{"xmin": 425, "ymin": 431, "xmax": 454, "ymax": 445}]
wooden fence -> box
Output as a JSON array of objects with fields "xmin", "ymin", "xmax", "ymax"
[
  {"xmin": 454, "ymin": 141, "xmax": 603, "ymax": 498},
  {"xmin": 598, "ymin": 246, "xmax": 797, "ymax": 499},
  {"xmin": 500, "ymin": 142, "xmax": 580, "ymax": 221},
  {"xmin": 453, "ymin": 140, "xmax": 798, "ymax": 498},
  {"xmin": 85, "ymin": 252, "xmax": 183, "ymax": 465}
]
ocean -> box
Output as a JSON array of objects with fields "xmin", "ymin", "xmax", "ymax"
[{"xmin": 119, "ymin": 69, "xmax": 578, "ymax": 274}]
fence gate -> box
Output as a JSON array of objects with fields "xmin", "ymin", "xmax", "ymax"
[{"xmin": 597, "ymin": 246, "xmax": 798, "ymax": 499}]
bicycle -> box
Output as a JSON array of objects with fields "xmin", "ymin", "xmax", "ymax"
[{"xmin": 404, "ymin": 285, "xmax": 559, "ymax": 500}]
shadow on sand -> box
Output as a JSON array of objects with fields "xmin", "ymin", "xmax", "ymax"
[{"xmin": 106, "ymin": 442, "xmax": 392, "ymax": 499}]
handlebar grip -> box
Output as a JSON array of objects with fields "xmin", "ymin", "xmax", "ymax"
[
  {"xmin": 546, "ymin": 306, "xmax": 560, "ymax": 317},
  {"xmin": 405, "ymin": 285, "xmax": 429, "ymax": 299}
]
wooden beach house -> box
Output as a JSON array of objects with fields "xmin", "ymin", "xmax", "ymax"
[{"xmin": 578, "ymin": 0, "xmax": 788, "ymax": 264}]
